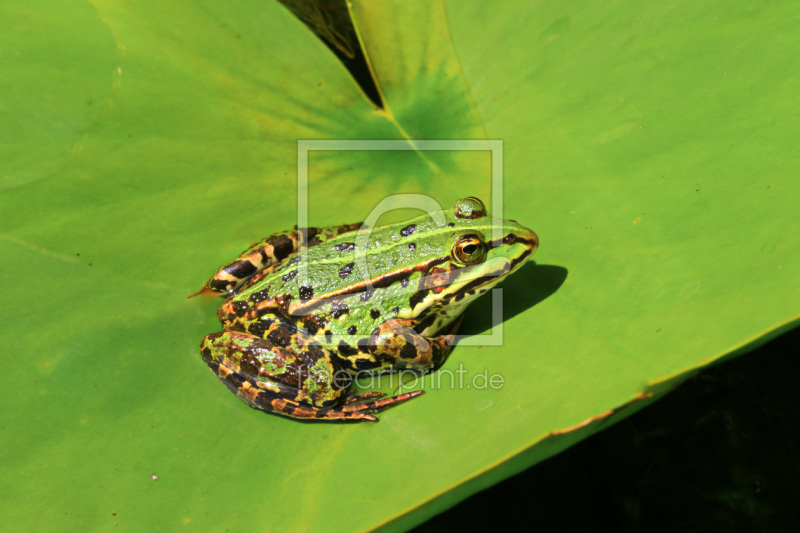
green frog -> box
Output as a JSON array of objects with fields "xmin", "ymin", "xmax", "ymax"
[{"xmin": 195, "ymin": 197, "xmax": 538, "ymax": 422}]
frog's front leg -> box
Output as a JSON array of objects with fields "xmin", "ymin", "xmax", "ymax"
[
  {"xmin": 365, "ymin": 315, "xmax": 464, "ymax": 373},
  {"xmin": 200, "ymin": 329, "xmax": 420, "ymax": 421},
  {"xmin": 195, "ymin": 222, "xmax": 363, "ymax": 296}
]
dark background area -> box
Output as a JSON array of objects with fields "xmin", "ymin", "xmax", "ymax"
[{"xmin": 416, "ymin": 327, "xmax": 800, "ymax": 532}]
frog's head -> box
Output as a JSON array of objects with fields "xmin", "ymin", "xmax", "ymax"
[{"xmin": 409, "ymin": 197, "xmax": 538, "ymax": 319}]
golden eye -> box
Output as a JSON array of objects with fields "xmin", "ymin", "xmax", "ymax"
[{"xmin": 453, "ymin": 235, "xmax": 486, "ymax": 264}]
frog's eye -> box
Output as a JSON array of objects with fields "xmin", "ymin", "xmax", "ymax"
[
  {"xmin": 452, "ymin": 234, "xmax": 486, "ymax": 265},
  {"xmin": 454, "ymin": 197, "xmax": 487, "ymax": 219}
]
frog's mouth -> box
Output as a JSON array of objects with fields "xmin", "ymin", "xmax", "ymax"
[
  {"xmin": 444, "ymin": 256, "xmax": 513, "ymax": 297},
  {"xmin": 402, "ymin": 256, "xmax": 517, "ymax": 333}
]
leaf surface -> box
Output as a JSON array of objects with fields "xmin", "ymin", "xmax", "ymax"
[{"xmin": 1, "ymin": 1, "xmax": 797, "ymax": 530}]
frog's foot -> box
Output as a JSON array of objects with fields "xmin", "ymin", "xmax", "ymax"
[
  {"xmin": 339, "ymin": 390, "xmax": 425, "ymax": 414},
  {"xmin": 344, "ymin": 391, "xmax": 385, "ymax": 404},
  {"xmin": 187, "ymin": 286, "xmax": 217, "ymax": 299}
]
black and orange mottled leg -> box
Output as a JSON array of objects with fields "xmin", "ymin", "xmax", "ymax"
[
  {"xmin": 191, "ymin": 222, "xmax": 363, "ymax": 297},
  {"xmin": 205, "ymin": 360, "xmax": 383, "ymax": 421},
  {"xmin": 200, "ymin": 330, "xmax": 422, "ymax": 422}
]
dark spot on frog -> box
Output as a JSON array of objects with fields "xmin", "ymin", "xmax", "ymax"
[
  {"xmin": 239, "ymin": 351, "xmax": 260, "ymax": 376},
  {"xmin": 249, "ymin": 289, "xmax": 270, "ymax": 304},
  {"xmin": 328, "ymin": 349, "xmax": 350, "ymax": 370},
  {"xmin": 267, "ymin": 323, "xmax": 294, "ymax": 347},
  {"xmin": 270, "ymin": 234, "xmax": 294, "ymax": 260},
  {"xmin": 357, "ymin": 338, "xmax": 371, "ymax": 353},
  {"xmin": 339, "ymin": 262, "xmax": 355, "ymax": 279},
  {"xmin": 338, "ymin": 341, "xmax": 358, "ymax": 357},
  {"xmin": 299, "ymin": 285, "xmax": 314, "ymax": 301},
  {"xmin": 224, "ymin": 370, "xmax": 246, "ymax": 390},
  {"xmin": 280, "ymin": 402, "xmax": 297, "ymax": 415},
  {"xmin": 391, "ymin": 307, "xmax": 400, "ymax": 315},
  {"xmin": 248, "ymin": 318, "xmax": 273, "ymax": 337},
  {"xmin": 355, "ymin": 357, "xmax": 381, "ymax": 371},
  {"xmin": 273, "ymin": 292, "xmax": 294, "ymax": 309},
  {"xmin": 409, "ymin": 290, "xmax": 427, "ymax": 309},
  {"xmin": 304, "ymin": 320, "xmax": 319, "ymax": 335},
  {"xmin": 413, "ymin": 314, "xmax": 437, "ymax": 334},
  {"xmin": 401, "ymin": 277, "xmax": 410, "ymax": 288},
  {"xmin": 282, "ymin": 269, "xmax": 298, "ymax": 282},
  {"xmin": 331, "ymin": 301, "xmax": 349, "ymax": 319},
  {"xmin": 370, "ymin": 309, "xmax": 380, "ymax": 319},
  {"xmin": 231, "ymin": 300, "xmax": 249, "ymax": 316},
  {"xmin": 408, "ymin": 242, "xmax": 416, "ymax": 251},
  {"xmin": 286, "ymin": 255, "xmax": 302, "ymax": 266},
  {"xmin": 304, "ymin": 227, "xmax": 320, "ymax": 242},
  {"xmin": 503, "ymin": 233, "xmax": 517, "ymax": 244},
  {"xmin": 400, "ymin": 224, "xmax": 416, "ymax": 237},
  {"xmin": 209, "ymin": 278, "xmax": 234, "ymax": 292},
  {"xmin": 447, "ymin": 222, "xmax": 455, "ymax": 228},
  {"xmin": 400, "ymin": 342, "xmax": 418, "ymax": 359},
  {"xmin": 303, "ymin": 315, "xmax": 326, "ymax": 336},
  {"xmin": 347, "ymin": 325, "xmax": 357, "ymax": 335},
  {"xmin": 333, "ymin": 242, "xmax": 355, "ymax": 252},
  {"xmin": 324, "ymin": 330, "xmax": 333, "ymax": 343},
  {"xmin": 228, "ymin": 259, "xmax": 257, "ymax": 279}
]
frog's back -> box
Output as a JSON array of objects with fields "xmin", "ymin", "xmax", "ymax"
[{"xmin": 235, "ymin": 213, "xmax": 449, "ymax": 303}]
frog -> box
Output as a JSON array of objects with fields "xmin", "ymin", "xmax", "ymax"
[{"xmin": 194, "ymin": 197, "xmax": 538, "ymax": 422}]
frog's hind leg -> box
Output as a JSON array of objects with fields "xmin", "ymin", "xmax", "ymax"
[
  {"xmin": 202, "ymin": 338, "xmax": 380, "ymax": 421},
  {"xmin": 201, "ymin": 330, "xmax": 411, "ymax": 422},
  {"xmin": 195, "ymin": 221, "xmax": 364, "ymax": 296},
  {"xmin": 234, "ymin": 378, "xmax": 383, "ymax": 422},
  {"xmin": 216, "ymin": 361, "xmax": 424, "ymax": 422},
  {"xmin": 249, "ymin": 386, "xmax": 423, "ymax": 421}
]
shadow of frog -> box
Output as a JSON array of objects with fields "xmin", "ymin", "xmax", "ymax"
[{"xmin": 458, "ymin": 262, "xmax": 568, "ymax": 337}]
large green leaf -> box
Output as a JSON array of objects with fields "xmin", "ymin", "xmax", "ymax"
[{"xmin": 1, "ymin": 0, "xmax": 797, "ymax": 531}]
